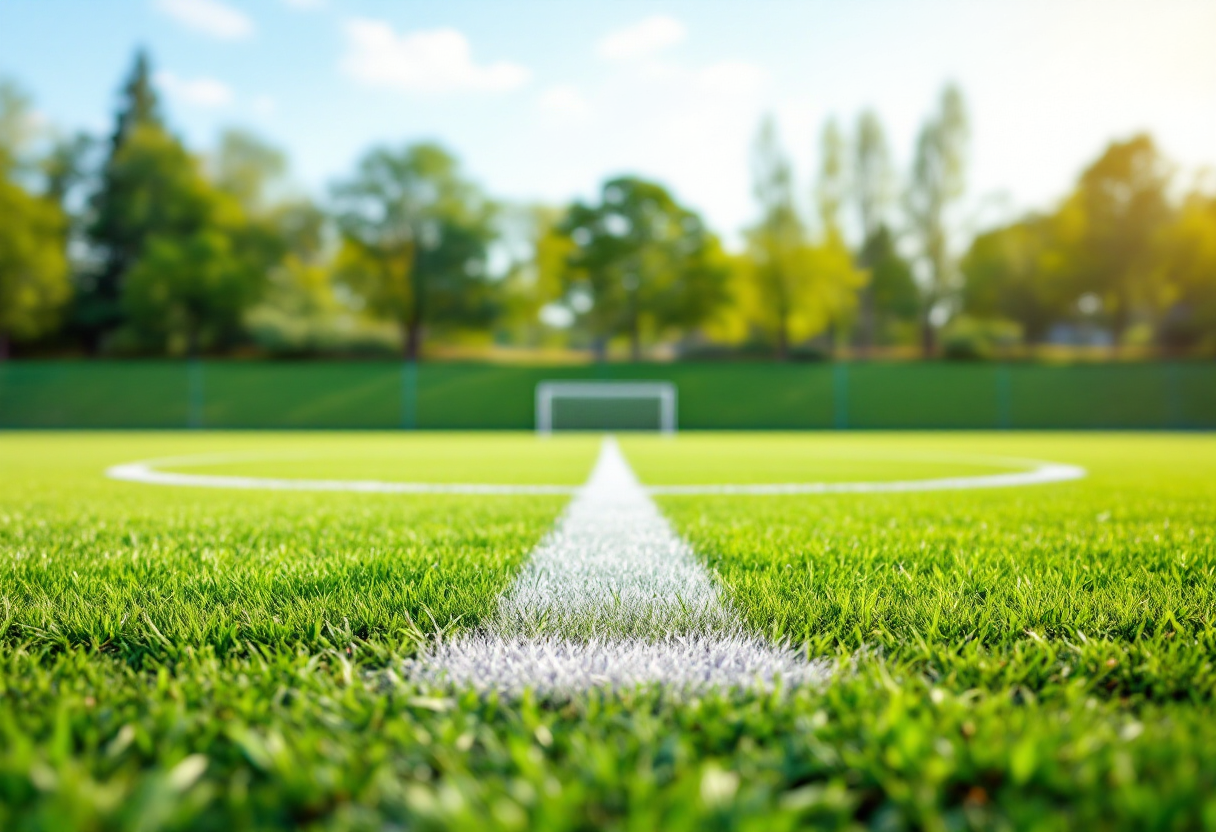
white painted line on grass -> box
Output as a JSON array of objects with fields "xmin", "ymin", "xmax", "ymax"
[
  {"xmin": 105, "ymin": 461, "xmax": 578, "ymax": 495},
  {"xmin": 104, "ymin": 440, "xmax": 1087, "ymax": 695},
  {"xmin": 647, "ymin": 462, "xmax": 1086, "ymax": 495},
  {"xmin": 405, "ymin": 438, "xmax": 828, "ymax": 695},
  {"xmin": 406, "ymin": 634, "xmax": 826, "ymax": 696},
  {"xmin": 106, "ymin": 453, "xmax": 1085, "ymax": 496}
]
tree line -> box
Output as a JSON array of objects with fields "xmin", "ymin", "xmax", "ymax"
[{"xmin": 2, "ymin": 51, "xmax": 1214, "ymax": 361}]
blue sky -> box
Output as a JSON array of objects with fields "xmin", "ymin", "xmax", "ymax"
[{"xmin": 2, "ymin": 0, "xmax": 1214, "ymax": 244}]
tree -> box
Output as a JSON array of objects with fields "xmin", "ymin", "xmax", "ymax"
[
  {"xmin": 852, "ymin": 110, "xmax": 897, "ymax": 350},
  {"xmin": 1155, "ymin": 192, "xmax": 1216, "ymax": 353},
  {"xmin": 42, "ymin": 132, "xmax": 97, "ymax": 210},
  {"xmin": 0, "ymin": 80, "xmax": 38, "ymax": 175},
  {"xmin": 331, "ymin": 142, "xmax": 498, "ymax": 360},
  {"xmin": 81, "ymin": 49, "xmax": 170, "ymax": 350},
  {"xmin": 123, "ymin": 229, "xmax": 258, "ymax": 356},
  {"xmin": 854, "ymin": 110, "xmax": 895, "ymax": 245},
  {"xmin": 212, "ymin": 129, "xmax": 288, "ymax": 215},
  {"xmin": 960, "ymin": 215, "xmax": 1068, "ymax": 343},
  {"xmin": 0, "ymin": 177, "xmax": 70, "ymax": 358},
  {"xmin": 0, "ymin": 79, "xmax": 70, "ymax": 358},
  {"xmin": 859, "ymin": 225, "xmax": 918, "ymax": 345},
  {"xmin": 815, "ymin": 118, "xmax": 848, "ymax": 236},
  {"xmin": 906, "ymin": 84, "xmax": 969, "ymax": 355},
  {"xmin": 553, "ymin": 176, "xmax": 728, "ymax": 360},
  {"xmin": 495, "ymin": 204, "xmax": 570, "ymax": 347},
  {"xmin": 1055, "ymin": 134, "xmax": 1173, "ymax": 347},
  {"xmin": 743, "ymin": 117, "xmax": 866, "ymax": 359},
  {"xmin": 91, "ymin": 124, "xmax": 261, "ymax": 353}
]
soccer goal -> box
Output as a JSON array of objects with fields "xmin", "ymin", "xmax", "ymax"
[{"xmin": 535, "ymin": 381, "xmax": 678, "ymax": 434}]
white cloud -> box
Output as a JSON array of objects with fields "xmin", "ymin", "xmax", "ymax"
[
  {"xmin": 597, "ymin": 16, "xmax": 686, "ymax": 61},
  {"xmin": 155, "ymin": 0, "xmax": 254, "ymax": 40},
  {"xmin": 156, "ymin": 71, "xmax": 234, "ymax": 108},
  {"xmin": 341, "ymin": 19, "xmax": 530, "ymax": 94},
  {"xmin": 538, "ymin": 84, "xmax": 592, "ymax": 119}
]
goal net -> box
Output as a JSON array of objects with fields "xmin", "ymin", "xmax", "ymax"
[{"xmin": 535, "ymin": 381, "xmax": 677, "ymax": 434}]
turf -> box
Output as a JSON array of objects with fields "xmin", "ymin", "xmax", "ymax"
[{"xmin": 2, "ymin": 431, "xmax": 1215, "ymax": 830}]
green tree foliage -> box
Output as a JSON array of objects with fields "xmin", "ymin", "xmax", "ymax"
[
  {"xmin": 495, "ymin": 204, "xmax": 569, "ymax": 348},
  {"xmin": 0, "ymin": 177, "xmax": 70, "ymax": 358},
  {"xmin": 42, "ymin": 132, "xmax": 96, "ymax": 213},
  {"xmin": 1155, "ymin": 193, "xmax": 1216, "ymax": 353},
  {"xmin": 0, "ymin": 80, "xmax": 38, "ymax": 175},
  {"xmin": 860, "ymin": 225, "xmax": 918, "ymax": 345},
  {"xmin": 0, "ymin": 79, "xmax": 70, "ymax": 358},
  {"xmin": 852, "ymin": 110, "xmax": 898, "ymax": 350},
  {"xmin": 96, "ymin": 125, "xmax": 266, "ymax": 354},
  {"xmin": 123, "ymin": 230, "xmax": 258, "ymax": 356},
  {"xmin": 815, "ymin": 118, "xmax": 848, "ymax": 236},
  {"xmin": 331, "ymin": 142, "xmax": 497, "ymax": 360},
  {"xmin": 82, "ymin": 50, "xmax": 168, "ymax": 348},
  {"xmin": 906, "ymin": 84, "xmax": 968, "ymax": 355},
  {"xmin": 553, "ymin": 177, "xmax": 728, "ymax": 360},
  {"xmin": 213, "ymin": 129, "xmax": 288, "ymax": 216},
  {"xmin": 853, "ymin": 110, "xmax": 895, "ymax": 245},
  {"xmin": 960, "ymin": 215, "xmax": 1068, "ymax": 343},
  {"xmin": 82, "ymin": 54, "xmax": 271, "ymax": 355},
  {"xmin": 1055, "ymin": 134, "xmax": 1174, "ymax": 346},
  {"xmin": 743, "ymin": 117, "xmax": 866, "ymax": 358}
]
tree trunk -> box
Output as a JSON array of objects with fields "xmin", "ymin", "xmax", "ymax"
[
  {"xmin": 858, "ymin": 286, "xmax": 875, "ymax": 357},
  {"xmin": 186, "ymin": 319, "xmax": 200, "ymax": 360},
  {"xmin": 592, "ymin": 336, "xmax": 607, "ymax": 363},
  {"xmin": 775, "ymin": 316, "xmax": 789, "ymax": 361},
  {"xmin": 920, "ymin": 313, "xmax": 936, "ymax": 358},
  {"xmin": 629, "ymin": 319, "xmax": 641, "ymax": 362},
  {"xmin": 403, "ymin": 320, "xmax": 422, "ymax": 361},
  {"xmin": 0, "ymin": 330, "xmax": 9, "ymax": 361},
  {"xmin": 1111, "ymin": 301, "xmax": 1129, "ymax": 357}
]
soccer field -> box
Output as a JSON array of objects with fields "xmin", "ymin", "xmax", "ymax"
[{"xmin": 2, "ymin": 431, "xmax": 1215, "ymax": 829}]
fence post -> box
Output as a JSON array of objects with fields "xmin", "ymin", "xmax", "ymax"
[
  {"xmin": 996, "ymin": 364, "xmax": 1012, "ymax": 429},
  {"xmin": 833, "ymin": 363, "xmax": 849, "ymax": 430},
  {"xmin": 1166, "ymin": 362, "xmax": 1182, "ymax": 429},
  {"xmin": 188, "ymin": 359, "xmax": 205, "ymax": 429},
  {"xmin": 401, "ymin": 360, "xmax": 418, "ymax": 429}
]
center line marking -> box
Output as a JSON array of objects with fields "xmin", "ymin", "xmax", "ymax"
[{"xmin": 404, "ymin": 437, "xmax": 828, "ymax": 695}]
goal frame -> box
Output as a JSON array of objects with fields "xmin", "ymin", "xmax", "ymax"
[{"xmin": 535, "ymin": 381, "xmax": 678, "ymax": 435}]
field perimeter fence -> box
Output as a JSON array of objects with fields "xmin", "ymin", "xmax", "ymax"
[{"xmin": 1, "ymin": 360, "xmax": 1213, "ymax": 430}]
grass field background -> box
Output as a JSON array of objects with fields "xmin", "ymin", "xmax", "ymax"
[{"xmin": 2, "ymin": 431, "xmax": 1215, "ymax": 829}]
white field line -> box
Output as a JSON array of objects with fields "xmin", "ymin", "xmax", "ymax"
[
  {"xmin": 647, "ymin": 463, "xmax": 1086, "ymax": 495},
  {"xmin": 106, "ymin": 455, "xmax": 1085, "ymax": 495},
  {"xmin": 104, "ymin": 441, "xmax": 1085, "ymax": 695},
  {"xmin": 104, "ymin": 462, "xmax": 577, "ymax": 495},
  {"xmin": 404, "ymin": 438, "xmax": 828, "ymax": 695}
]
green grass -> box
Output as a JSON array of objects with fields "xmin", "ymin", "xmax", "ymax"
[{"xmin": 2, "ymin": 431, "xmax": 1216, "ymax": 830}]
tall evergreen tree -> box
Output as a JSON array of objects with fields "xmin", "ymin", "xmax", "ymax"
[
  {"xmin": 109, "ymin": 50, "xmax": 161, "ymax": 154},
  {"xmin": 78, "ymin": 49, "xmax": 166, "ymax": 351}
]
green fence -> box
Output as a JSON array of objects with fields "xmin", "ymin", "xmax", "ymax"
[{"xmin": 0, "ymin": 360, "xmax": 1213, "ymax": 430}]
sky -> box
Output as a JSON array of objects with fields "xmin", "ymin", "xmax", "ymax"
[{"xmin": 2, "ymin": 0, "xmax": 1214, "ymax": 245}]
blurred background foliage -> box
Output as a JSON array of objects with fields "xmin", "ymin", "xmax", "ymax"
[{"xmin": 1, "ymin": 51, "xmax": 1215, "ymax": 362}]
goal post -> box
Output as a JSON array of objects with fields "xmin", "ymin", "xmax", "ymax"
[{"xmin": 535, "ymin": 381, "xmax": 678, "ymax": 434}]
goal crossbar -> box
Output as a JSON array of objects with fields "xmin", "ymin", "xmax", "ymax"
[{"xmin": 535, "ymin": 381, "xmax": 677, "ymax": 434}]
